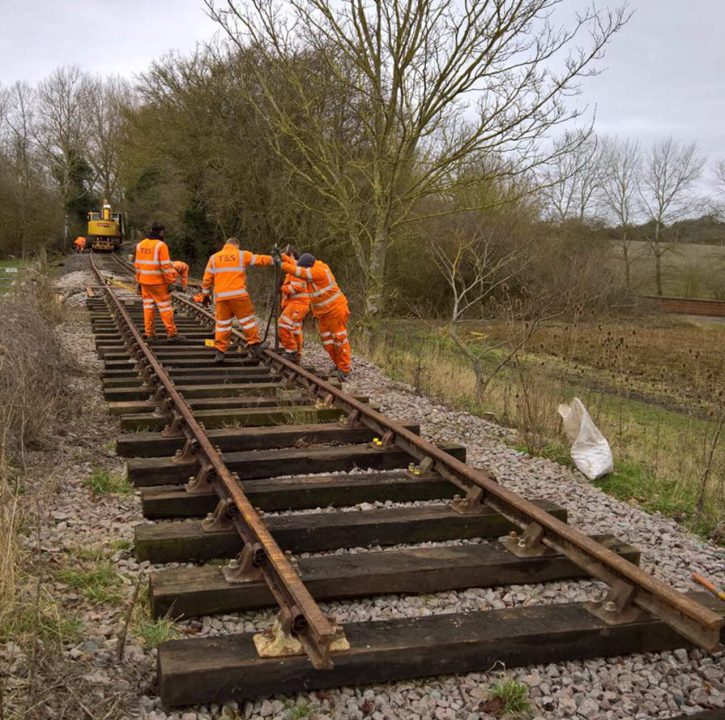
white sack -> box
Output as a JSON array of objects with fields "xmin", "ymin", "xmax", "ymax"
[{"xmin": 557, "ymin": 397, "xmax": 613, "ymax": 480}]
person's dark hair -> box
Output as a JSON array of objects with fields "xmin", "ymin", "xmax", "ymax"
[{"xmin": 150, "ymin": 222, "xmax": 165, "ymax": 235}]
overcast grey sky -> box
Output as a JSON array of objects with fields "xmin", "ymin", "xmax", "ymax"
[{"xmin": 1, "ymin": 0, "xmax": 723, "ymax": 163}]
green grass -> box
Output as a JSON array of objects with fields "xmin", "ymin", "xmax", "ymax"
[
  {"xmin": 56, "ymin": 562, "xmax": 123, "ymax": 605},
  {"xmin": 488, "ymin": 679, "xmax": 531, "ymax": 718},
  {"xmin": 109, "ymin": 538, "xmax": 133, "ymax": 552},
  {"xmin": 284, "ymin": 700, "xmax": 313, "ymax": 719},
  {"xmin": 83, "ymin": 468, "xmax": 133, "ymax": 495},
  {"xmin": 1, "ymin": 605, "xmax": 82, "ymax": 644},
  {"xmin": 135, "ymin": 617, "xmax": 180, "ymax": 648},
  {"xmin": 360, "ymin": 321, "xmax": 724, "ymax": 540}
]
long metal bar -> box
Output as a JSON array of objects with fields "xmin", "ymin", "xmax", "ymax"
[
  {"xmin": 171, "ymin": 292, "xmax": 722, "ymax": 651},
  {"xmin": 89, "ymin": 255, "xmax": 340, "ymax": 668},
  {"xmin": 107, "ymin": 254, "xmax": 722, "ymax": 651}
]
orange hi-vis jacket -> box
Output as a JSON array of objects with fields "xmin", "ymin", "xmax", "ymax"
[
  {"xmin": 202, "ymin": 243, "xmax": 274, "ymax": 301},
  {"xmin": 135, "ymin": 237, "xmax": 176, "ymax": 286},
  {"xmin": 281, "ymin": 273, "xmax": 310, "ymax": 310},
  {"xmin": 172, "ymin": 261, "xmax": 190, "ymax": 288},
  {"xmin": 74, "ymin": 236, "xmax": 86, "ymax": 249},
  {"xmin": 281, "ymin": 259, "xmax": 347, "ymax": 318}
]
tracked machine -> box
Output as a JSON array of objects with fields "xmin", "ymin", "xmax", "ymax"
[{"xmin": 87, "ymin": 199, "xmax": 124, "ymax": 252}]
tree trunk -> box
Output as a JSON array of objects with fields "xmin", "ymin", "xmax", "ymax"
[
  {"xmin": 654, "ymin": 247, "xmax": 663, "ymax": 296},
  {"xmin": 364, "ymin": 213, "xmax": 389, "ymax": 320}
]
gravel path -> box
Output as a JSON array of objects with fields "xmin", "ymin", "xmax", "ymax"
[{"xmin": 5, "ymin": 263, "xmax": 719, "ymax": 720}]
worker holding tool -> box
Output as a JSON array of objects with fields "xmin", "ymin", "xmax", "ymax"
[
  {"xmin": 277, "ymin": 248, "xmax": 310, "ymax": 362},
  {"xmin": 200, "ymin": 236, "xmax": 275, "ymax": 364},
  {"xmin": 280, "ymin": 252, "xmax": 351, "ymax": 380},
  {"xmin": 74, "ymin": 235, "xmax": 87, "ymax": 253},
  {"xmin": 134, "ymin": 222, "xmax": 184, "ymax": 343},
  {"xmin": 172, "ymin": 260, "xmax": 190, "ymax": 289}
]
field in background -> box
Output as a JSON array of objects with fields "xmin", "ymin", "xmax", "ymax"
[
  {"xmin": 357, "ymin": 315, "xmax": 725, "ymax": 540},
  {"xmin": 611, "ymin": 240, "xmax": 725, "ymax": 299}
]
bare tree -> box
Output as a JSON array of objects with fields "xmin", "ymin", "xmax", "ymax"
[
  {"xmin": 86, "ymin": 76, "xmax": 133, "ymax": 202},
  {"xmin": 35, "ymin": 66, "xmax": 92, "ymax": 246},
  {"xmin": 206, "ymin": 0, "xmax": 628, "ymax": 319},
  {"xmin": 639, "ymin": 138, "xmax": 705, "ymax": 296},
  {"xmin": 541, "ymin": 130, "xmax": 604, "ymax": 222},
  {"xmin": 598, "ymin": 136, "xmax": 641, "ymax": 288},
  {"xmin": 430, "ymin": 215, "xmax": 527, "ymax": 323}
]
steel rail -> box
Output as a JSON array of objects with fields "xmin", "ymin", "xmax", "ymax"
[
  {"xmin": 104, "ymin": 253, "xmax": 723, "ymax": 651},
  {"xmin": 89, "ymin": 254, "xmax": 341, "ymax": 668},
  {"xmin": 170, "ymin": 292, "xmax": 723, "ymax": 652}
]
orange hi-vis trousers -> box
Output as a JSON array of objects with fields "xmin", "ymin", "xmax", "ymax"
[
  {"xmin": 141, "ymin": 285, "xmax": 177, "ymax": 338},
  {"xmin": 318, "ymin": 304, "xmax": 351, "ymax": 373},
  {"xmin": 278, "ymin": 302, "xmax": 308, "ymax": 355},
  {"xmin": 214, "ymin": 297, "xmax": 261, "ymax": 352}
]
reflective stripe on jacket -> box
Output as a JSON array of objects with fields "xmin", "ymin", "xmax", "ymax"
[
  {"xmin": 135, "ymin": 237, "xmax": 176, "ymax": 286},
  {"xmin": 201, "ymin": 243, "xmax": 273, "ymax": 301},
  {"xmin": 281, "ymin": 259, "xmax": 347, "ymax": 318},
  {"xmin": 281, "ymin": 273, "xmax": 310, "ymax": 310}
]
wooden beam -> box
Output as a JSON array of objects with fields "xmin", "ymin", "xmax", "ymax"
[
  {"xmin": 120, "ymin": 405, "xmax": 343, "ymax": 432},
  {"xmin": 150, "ymin": 535, "xmax": 639, "ymax": 618},
  {"xmin": 141, "ymin": 471, "xmax": 455, "ymax": 518},
  {"xmin": 127, "ymin": 443, "xmax": 465, "ymax": 486},
  {"xmin": 157, "ymin": 593, "xmax": 724, "ymax": 707},
  {"xmin": 116, "ymin": 421, "xmax": 420, "ymax": 458},
  {"xmin": 134, "ymin": 500, "xmax": 567, "ymax": 563}
]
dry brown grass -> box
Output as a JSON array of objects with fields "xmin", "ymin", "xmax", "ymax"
[
  {"xmin": 358, "ymin": 317, "xmax": 725, "ymax": 540},
  {"xmin": 0, "ymin": 257, "xmax": 78, "ymax": 717}
]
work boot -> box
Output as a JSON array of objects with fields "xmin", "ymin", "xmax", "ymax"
[
  {"xmin": 166, "ymin": 334, "xmax": 188, "ymax": 344},
  {"xmin": 247, "ymin": 341, "xmax": 268, "ymax": 358},
  {"xmin": 330, "ymin": 368, "xmax": 350, "ymax": 382},
  {"xmin": 214, "ymin": 350, "xmax": 225, "ymax": 365},
  {"xmin": 143, "ymin": 335, "xmax": 157, "ymax": 344},
  {"xmin": 282, "ymin": 350, "xmax": 298, "ymax": 363}
]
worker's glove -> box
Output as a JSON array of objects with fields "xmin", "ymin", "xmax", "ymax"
[{"xmin": 201, "ymin": 294, "xmax": 211, "ymax": 307}]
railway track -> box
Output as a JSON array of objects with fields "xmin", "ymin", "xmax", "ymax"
[{"xmin": 86, "ymin": 251, "xmax": 723, "ymax": 709}]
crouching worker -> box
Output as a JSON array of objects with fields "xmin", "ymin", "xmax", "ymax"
[
  {"xmin": 134, "ymin": 222, "xmax": 184, "ymax": 343},
  {"xmin": 280, "ymin": 252, "xmax": 351, "ymax": 380},
  {"xmin": 172, "ymin": 260, "xmax": 190, "ymax": 289},
  {"xmin": 277, "ymin": 250, "xmax": 310, "ymax": 363},
  {"xmin": 201, "ymin": 237, "xmax": 274, "ymax": 363},
  {"xmin": 74, "ymin": 235, "xmax": 87, "ymax": 253}
]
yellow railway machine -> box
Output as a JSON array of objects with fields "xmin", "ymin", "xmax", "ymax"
[{"xmin": 87, "ymin": 200, "xmax": 124, "ymax": 252}]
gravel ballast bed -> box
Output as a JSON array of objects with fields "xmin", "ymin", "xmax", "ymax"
[{"xmin": 6, "ymin": 265, "xmax": 719, "ymax": 720}]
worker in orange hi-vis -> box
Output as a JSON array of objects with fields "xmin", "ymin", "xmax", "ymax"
[
  {"xmin": 171, "ymin": 260, "xmax": 190, "ymax": 289},
  {"xmin": 134, "ymin": 222, "xmax": 184, "ymax": 343},
  {"xmin": 280, "ymin": 252, "xmax": 351, "ymax": 380},
  {"xmin": 277, "ymin": 249, "xmax": 310, "ymax": 362},
  {"xmin": 74, "ymin": 236, "xmax": 87, "ymax": 253},
  {"xmin": 200, "ymin": 237, "xmax": 275, "ymax": 364}
]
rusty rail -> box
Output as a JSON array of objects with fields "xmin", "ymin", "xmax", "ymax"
[
  {"xmin": 171, "ymin": 292, "xmax": 723, "ymax": 652},
  {"xmin": 100, "ymin": 254, "xmax": 722, "ymax": 651},
  {"xmin": 89, "ymin": 254, "xmax": 341, "ymax": 668}
]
